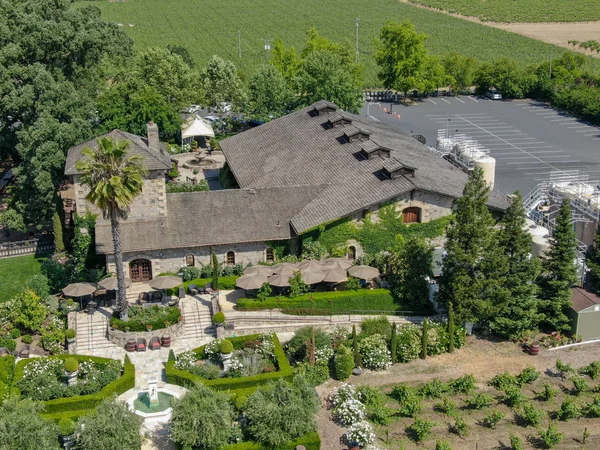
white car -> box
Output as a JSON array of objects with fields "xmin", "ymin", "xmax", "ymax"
[
  {"xmin": 485, "ymin": 89, "xmax": 502, "ymax": 100},
  {"xmin": 204, "ymin": 115, "xmax": 218, "ymax": 122}
]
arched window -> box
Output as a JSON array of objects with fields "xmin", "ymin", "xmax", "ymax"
[
  {"xmin": 185, "ymin": 254, "xmax": 195, "ymax": 267},
  {"xmin": 347, "ymin": 246, "xmax": 356, "ymax": 260},
  {"xmin": 226, "ymin": 251, "xmax": 236, "ymax": 265},
  {"xmin": 402, "ymin": 207, "xmax": 421, "ymax": 224},
  {"xmin": 266, "ymin": 248, "xmax": 275, "ymax": 262}
]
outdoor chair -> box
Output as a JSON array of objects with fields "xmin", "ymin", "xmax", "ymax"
[
  {"xmin": 188, "ymin": 284, "xmax": 199, "ymax": 295},
  {"xmin": 168, "ymin": 297, "xmax": 180, "ymax": 307},
  {"xmin": 149, "ymin": 336, "xmax": 161, "ymax": 350},
  {"xmin": 137, "ymin": 292, "xmax": 148, "ymax": 305},
  {"xmin": 19, "ymin": 344, "xmax": 30, "ymax": 358},
  {"xmin": 152, "ymin": 291, "xmax": 162, "ymax": 303},
  {"xmin": 137, "ymin": 338, "xmax": 147, "ymax": 352}
]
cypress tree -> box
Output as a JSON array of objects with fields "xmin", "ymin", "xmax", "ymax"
[
  {"xmin": 352, "ymin": 325, "xmax": 361, "ymax": 368},
  {"xmin": 586, "ymin": 224, "xmax": 600, "ymax": 294},
  {"xmin": 489, "ymin": 192, "xmax": 542, "ymax": 339},
  {"xmin": 52, "ymin": 212, "xmax": 65, "ymax": 253},
  {"xmin": 448, "ymin": 302, "xmax": 455, "ymax": 353},
  {"xmin": 211, "ymin": 251, "xmax": 220, "ymax": 291},
  {"xmin": 438, "ymin": 167, "xmax": 495, "ymax": 324},
  {"xmin": 421, "ymin": 319, "xmax": 428, "ymax": 360},
  {"xmin": 390, "ymin": 323, "xmax": 397, "ymax": 364},
  {"xmin": 538, "ymin": 198, "xmax": 578, "ymax": 332}
]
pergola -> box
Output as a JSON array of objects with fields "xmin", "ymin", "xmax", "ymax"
[{"xmin": 181, "ymin": 115, "xmax": 215, "ymax": 148}]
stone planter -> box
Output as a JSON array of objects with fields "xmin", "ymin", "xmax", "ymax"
[
  {"xmin": 65, "ymin": 370, "xmax": 79, "ymax": 386},
  {"xmin": 66, "ymin": 337, "xmax": 76, "ymax": 344},
  {"xmin": 352, "ymin": 367, "xmax": 363, "ymax": 376},
  {"xmin": 221, "ymin": 352, "xmax": 233, "ymax": 371},
  {"xmin": 108, "ymin": 320, "xmax": 183, "ymax": 348}
]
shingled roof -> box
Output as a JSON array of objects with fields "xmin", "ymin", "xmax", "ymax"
[
  {"xmin": 220, "ymin": 102, "xmax": 509, "ymax": 233},
  {"xmin": 94, "ymin": 185, "xmax": 324, "ymax": 254},
  {"xmin": 65, "ymin": 130, "xmax": 172, "ymax": 176}
]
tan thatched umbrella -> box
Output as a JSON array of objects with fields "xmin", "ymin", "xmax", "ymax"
[
  {"xmin": 347, "ymin": 265, "xmax": 380, "ymax": 280},
  {"xmin": 267, "ymin": 273, "xmax": 292, "ymax": 287},
  {"xmin": 299, "ymin": 269, "xmax": 325, "ymax": 285},
  {"xmin": 271, "ymin": 262, "xmax": 298, "ymax": 275},
  {"xmin": 243, "ymin": 265, "xmax": 275, "ymax": 277},
  {"xmin": 322, "ymin": 267, "xmax": 347, "ymax": 283},
  {"xmin": 236, "ymin": 274, "xmax": 269, "ymax": 290},
  {"xmin": 62, "ymin": 282, "xmax": 98, "ymax": 297},
  {"xmin": 98, "ymin": 277, "xmax": 132, "ymax": 290},
  {"xmin": 322, "ymin": 258, "xmax": 353, "ymax": 270},
  {"xmin": 149, "ymin": 276, "xmax": 182, "ymax": 290},
  {"xmin": 297, "ymin": 260, "xmax": 323, "ymax": 271}
]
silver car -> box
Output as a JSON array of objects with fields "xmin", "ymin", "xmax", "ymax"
[{"xmin": 485, "ymin": 89, "xmax": 502, "ymax": 100}]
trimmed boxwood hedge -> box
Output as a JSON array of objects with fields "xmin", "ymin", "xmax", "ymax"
[
  {"xmin": 183, "ymin": 275, "xmax": 239, "ymax": 293},
  {"xmin": 166, "ymin": 334, "xmax": 292, "ymax": 391},
  {"xmin": 222, "ymin": 432, "xmax": 321, "ymax": 450},
  {"xmin": 13, "ymin": 354, "xmax": 135, "ymax": 418},
  {"xmin": 236, "ymin": 289, "xmax": 430, "ymax": 315}
]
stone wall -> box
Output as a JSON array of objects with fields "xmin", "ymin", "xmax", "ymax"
[
  {"xmin": 74, "ymin": 170, "xmax": 167, "ymax": 222},
  {"xmin": 107, "ymin": 320, "xmax": 184, "ymax": 348}
]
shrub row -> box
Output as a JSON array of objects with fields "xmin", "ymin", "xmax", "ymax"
[
  {"xmin": 222, "ymin": 432, "xmax": 320, "ymax": 450},
  {"xmin": 166, "ymin": 334, "xmax": 292, "ymax": 391},
  {"xmin": 237, "ymin": 289, "xmax": 426, "ymax": 315},
  {"xmin": 13, "ymin": 355, "xmax": 135, "ymax": 417},
  {"xmin": 110, "ymin": 307, "xmax": 181, "ymax": 332},
  {"xmin": 0, "ymin": 355, "xmax": 15, "ymax": 385},
  {"xmin": 184, "ymin": 275, "xmax": 239, "ymax": 293}
]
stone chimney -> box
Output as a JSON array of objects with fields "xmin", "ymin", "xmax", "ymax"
[{"xmin": 146, "ymin": 121, "xmax": 159, "ymax": 152}]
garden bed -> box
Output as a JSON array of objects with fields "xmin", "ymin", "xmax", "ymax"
[
  {"xmin": 166, "ymin": 334, "xmax": 292, "ymax": 393},
  {"xmin": 110, "ymin": 305, "xmax": 181, "ymax": 332},
  {"xmin": 182, "ymin": 275, "xmax": 239, "ymax": 293},
  {"xmin": 236, "ymin": 289, "xmax": 431, "ymax": 315},
  {"xmin": 222, "ymin": 432, "xmax": 321, "ymax": 450}
]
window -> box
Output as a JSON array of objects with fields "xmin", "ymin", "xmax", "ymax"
[
  {"xmin": 347, "ymin": 246, "xmax": 356, "ymax": 260},
  {"xmin": 226, "ymin": 251, "xmax": 236, "ymax": 265},
  {"xmin": 185, "ymin": 254, "xmax": 195, "ymax": 267},
  {"xmin": 266, "ymin": 248, "xmax": 275, "ymax": 262},
  {"xmin": 402, "ymin": 207, "xmax": 421, "ymax": 224}
]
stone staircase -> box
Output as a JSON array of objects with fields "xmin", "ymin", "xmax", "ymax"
[
  {"xmin": 75, "ymin": 311, "xmax": 113, "ymax": 353},
  {"xmin": 180, "ymin": 297, "xmax": 216, "ymax": 344}
]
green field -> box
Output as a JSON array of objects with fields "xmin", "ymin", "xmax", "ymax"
[
  {"xmin": 78, "ymin": 0, "xmax": 600, "ymax": 87},
  {"xmin": 0, "ymin": 255, "xmax": 43, "ymax": 303},
  {"xmin": 409, "ymin": 0, "xmax": 600, "ymax": 23}
]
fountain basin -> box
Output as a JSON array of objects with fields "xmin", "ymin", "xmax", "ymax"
[
  {"xmin": 182, "ymin": 158, "xmax": 217, "ymax": 169},
  {"xmin": 133, "ymin": 391, "xmax": 174, "ymax": 414}
]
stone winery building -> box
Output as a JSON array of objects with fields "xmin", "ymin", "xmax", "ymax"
[{"xmin": 65, "ymin": 101, "xmax": 509, "ymax": 282}]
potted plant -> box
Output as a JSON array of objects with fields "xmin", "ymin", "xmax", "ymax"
[
  {"xmin": 220, "ymin": 339, "xmax": 234, "ymax": 370},
  {"xmin": 65, "ymin": 329, "xmax": 76, "ymax": 344},
  {"xmin": 212, "ymin": 311, "xmax": 226, "ymax": 327},
  {"xmin": 63, "ymin": 358, "xmax": 79, "ymax": 386},
  {"xmin": 58, "ymin": 417, "xmax": 76, "ymax": 447}
]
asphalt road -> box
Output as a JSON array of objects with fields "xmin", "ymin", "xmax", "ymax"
[{"xmin": 361, "ymin": 97, "xmax": 600, "ymax": 195}]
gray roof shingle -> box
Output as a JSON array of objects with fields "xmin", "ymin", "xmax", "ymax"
[
  {"xmin": 94, "ymin": 185, "xmax": 324, "ymax": 254},
  {"xmin": 220, "ymin": 102, "xmax": 509, "ymax": 233},
  {"xmin": 65, "ymin": 130, "xmax": 172, "ymax": 176}
]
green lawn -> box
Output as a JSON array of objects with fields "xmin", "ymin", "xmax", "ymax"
[
  {"xmin": 0, "ymin": 255, "xmax": 44, "ymax": 303},
  {"xmin": 409, "ymin": 0, "xmax": 600, "ymax": 23},
  {"xmin": 77, "ymin": 0, "xmax": 600, "ymax": 86}
]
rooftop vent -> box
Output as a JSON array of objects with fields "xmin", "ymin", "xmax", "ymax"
[
  {"xmin": 326, "ymin": 113, "xmax": 352, "ymax": 128},
  {"xmin": 360, "ymin": 140, "xmax": 391, "ymax": 160},
  {"xmin": 311, "ymin": 100, "xmax": 337, "ymax": 116},
  {"xmin": 343, "ymin": 125, "xmax": 371, "ymax": 143},
  {"xmin": 382, "ymin": 158, "xmax": 417, "ymax": 179}
]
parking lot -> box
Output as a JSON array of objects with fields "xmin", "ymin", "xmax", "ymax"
[{"xmin": 362, "ymin": 96, "xmax": 600, "ymax": 195}]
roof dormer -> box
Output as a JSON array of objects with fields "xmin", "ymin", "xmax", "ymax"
[
  {"xmin": 326, "ymin": 113, "xmax": 352, "ymax": 128},
  {"xmin": 311, "ymin": 100, "xmax": 337, "ymax": 116},
  {"xmin": 382, "ymin": 158, "xmax": 417, "ymax": 179},
  {"xmin": 360, "ymin": 140, "xmax": 391, "ymax": 160},
  {"xmin": 343, "ymin": 125, "xmax": 371, "ymax": 143}
]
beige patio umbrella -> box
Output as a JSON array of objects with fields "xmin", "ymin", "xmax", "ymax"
[
  {"xmin": 243, "ymin": 265, "xmax": 274, "ymax": 277},
  {"xmin": 236, "ymin": 274, "xmax": 269, "ymax": 290},
  {"xmin": 149, "ymin": 275, "xmax": 182, "ymax": 290},
  {"xmin": 322, "ymin": 267, "xmax": 348, "ymax": 283},
  {"xmin": 267, "ymin": 273, "xmax": 292, "ymax": 287},
  {"xmin": 299, "ymin": 269, "xmax": 325, "ymax": 285},
  {"xmin": 347, "ymin": 265, "xmax": 380, "ymax": 280},
  {"xmin": 62, "ymin": 282, "xmax": 98, "ymax": 297},
  {"xmin": 271, "ymin": 262, "xmax": 298, "ymax": 274},
  {"xmin": 322, "ymin": 258, "xmax": 353, "ymax": 270},
  {"xmin": 98, "ymin": 276, "xmax": 132, "ymax": 290},
  {"xmin": 297, "ymin": 260, "xmax": 323, "ymax": 271}
]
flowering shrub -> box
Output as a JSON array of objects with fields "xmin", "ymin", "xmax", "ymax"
[
  {"xmin": 254, "ymin": 333, "xmax": 275, "ymax": 360},
  {"xmin": 228, "ymin": 358, "xmax": 245, "ymax": 378},
  {"xmin": 315, "ymin": 347, "xmax": 334, "ymax": 364},
  {"xmin": 175, "ymin": 351, "xmax": 197, "ymax": 370},
  {"xmin": 333, "ymin": 398, "xmax": 366, "ymax": 426},
  {"xmin": 359, "ymin": 334, "xmax": 391, "ymax": 371},
  {"xmin": 396, "ymin": 325, "xmax": 421, "ymax": 363},
  {"xmin": 205, "ymin": 339, "xmax": 224, "ymax": 363},
  {"xmin": 347, "ymin": 420, "xmax": 375, "ymax": 446},
  {"xmin": 330, "ymin": 383, "xmax": 358, "ymax": 409}
]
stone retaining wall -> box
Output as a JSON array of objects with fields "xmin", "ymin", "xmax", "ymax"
[{"xmin": 108, "ymin": 320, "xmax": 184, "ymax": 348}]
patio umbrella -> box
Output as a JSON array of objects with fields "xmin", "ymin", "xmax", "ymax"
[
  {"xmin": 236, "ymin": 274, "xmax": 269, "ymax": 290},
  {"xmin": 322, "ymin": 267, "xmax": 348, "ymax": 283},
  {"xmin": 299, "ymin": 269, "xmax": 325, "ymax": 285},
  {"xmin": 62, "ymin": 282, "xmax": 98, "ymax": 297},
  {"xmin": 243, "ymin": 265, "xmax": 274, "ymax": 276},
  {"xmin": 267, "ymin": 273, "xmax": 292, "ymax": 287},
  {"xmin": 98, "ymin": 277, "xmax": 132, "ymax": 290},
  {"xmin": 297, "ymin": 260, "xmax": 323, "ymax": 271},
  {"xmin": 347, "ymin": 265, "xmax": 380, "ymax": 280},
  {"xmin": 271, "ymin": 262, "xmax": 299, "ymax": 275},
  {"xmin": 322, "ymin": 258, "xmax": 353, "ymax": 270},
  {"xmin": 149, "ymin": 275, "xmax": 182, "ymax": 290}
]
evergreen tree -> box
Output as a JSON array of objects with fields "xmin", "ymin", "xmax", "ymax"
[
  {"xmin": 352, "ymin": 325, "xmax": 361, "ymax": 368},
  {"xmin": 211, "ymin": 251, "xmax": 220, "ymax": 291},
  {"xmin": 389, "ymin": 236, "xmax": 434, "ymax": 308},
  {"xmin": 52, "ymin": 211, "xmax": 64, "ymax": 253},
  {"xmin": 448, "ymin": 302, "xmax": 455, "ymax": 353},
  {"xmin": 489, "ymin": 192, "xmax": 542, "ymax": 339},
  {"xmin": 421, "ymin": 319, "xmax": 428, "ymax": 359},
  {"xmin": 538, "ymin": 199, "xmax": 578, "ymax": 332},
  {"xmin": 438, "ymin": 167, "xmax": 495, "ymax": 323},
  {"xmin": 586, "ymin": 224, "xmax": 600, "ymax": 293},
  {"xmin": 390, "ymin": 323, "xmax": 397, "ymax": 364}
]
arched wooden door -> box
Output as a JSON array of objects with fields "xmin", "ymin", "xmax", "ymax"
[
  {"xmin": 402, "ymin": 207, "xmax": 420, "ymax": 224},
  {"xmin": 130, "ymin": 259, "xmax": 152, "ymax": 282},
  {"xmin": 347, "ymin": 246, "xmax": 356, "ymax": 260}
]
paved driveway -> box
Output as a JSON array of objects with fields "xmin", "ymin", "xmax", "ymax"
[{"xmin": 362, "ymin": 97, "xmax": 600, "ymax": 195}]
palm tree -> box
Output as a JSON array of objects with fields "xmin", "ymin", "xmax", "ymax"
[{"xmin": 76, "ymin": 137, "xmax": 146, "ymax": 320}]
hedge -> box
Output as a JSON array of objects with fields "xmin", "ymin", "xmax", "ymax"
[
  {"xmin": 166, "ymin": 334, "xmax": 292, "ymax": 391},
  {"xmin": 13, "ymin": 354, "xmax": 135, "ymax": 418},
  {"xmin": 184, "ymin": 275, "xmax": 239, "ymax": 292},
  {"xmin": 0, "ymin": 355, "xmax": 15, "ymax": 385},
  {"xmin": 222, "ymin": 432, "xmax": 321, "ymax": 450},
  {"xmin": 236, "ymin": 289, "xmax": 429, "ymax": 315},
  {"xmin": 110, "ymin": 306, "xmax": 181, "ymax": 332}
]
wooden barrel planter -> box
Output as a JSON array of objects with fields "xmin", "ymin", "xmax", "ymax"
[
  {"xmin": 126, "ymin": 339, "xmax": 137, "ymax": 352},
  {"xmin": 161, "ymin": 336, "xmax": 171, "ymax": 347},
  {"xmin": 529, "ymin": 342, "xmax": 540, "ymax": 356}
]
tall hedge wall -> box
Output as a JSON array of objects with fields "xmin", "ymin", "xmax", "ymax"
[{"xmin": 222, "ymin": 432, "xmax": 321, "ymax": 450}]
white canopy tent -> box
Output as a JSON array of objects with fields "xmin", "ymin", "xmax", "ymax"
[{"xmin": 181, "ymin": 115, "xmax": 215, "ymax": 147}]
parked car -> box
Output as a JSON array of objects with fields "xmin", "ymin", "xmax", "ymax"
[{"xmin": 485, "ymin": 89, "xmax": 503, "ymax": 100}]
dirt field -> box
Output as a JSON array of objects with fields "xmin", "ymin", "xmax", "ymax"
[{"xmin": 316, "ymin": 336, "xmax": 600, "ymax": 449}]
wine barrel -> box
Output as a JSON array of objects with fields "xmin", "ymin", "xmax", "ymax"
[
  {"xmin": 126, "ymin": 339, "xmax": 137, "ymax": 352},
  {"xmin": 529, "ymin": 342, "xmax": 540, "ymax": 356},
  {"xmin": 161, "ymin": 336, "xmax": 171, "ymax": 347}
]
